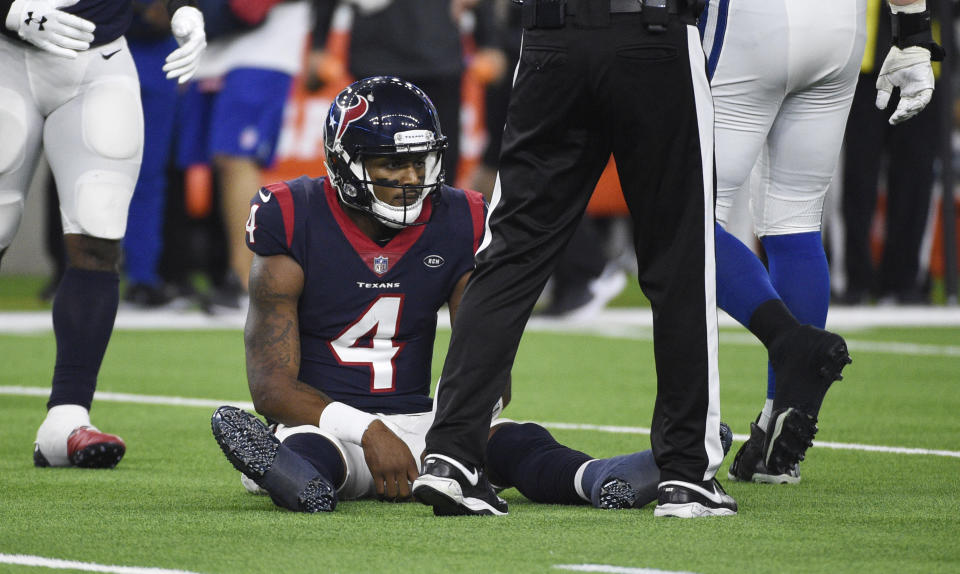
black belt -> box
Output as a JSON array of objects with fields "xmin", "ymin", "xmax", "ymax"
[
  {"xmin": 566, "ymin": 0, "xmax": 643, "ymax": 14},
  {"xmin": 518, "ymin": 0, "xmax": 690, "ymax": 30}
]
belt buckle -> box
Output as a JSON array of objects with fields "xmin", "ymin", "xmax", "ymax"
[{"xmin": 641, "ymin": 0, "xmax": 668, "ymax": 31}]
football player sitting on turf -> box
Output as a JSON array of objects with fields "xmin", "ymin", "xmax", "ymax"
[{"xmin": 210, "ymin": 76, "xmax": 733, "ymax": 515}]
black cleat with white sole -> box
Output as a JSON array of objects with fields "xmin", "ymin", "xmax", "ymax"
[
  {"xmin": 728, "ymin": 417, "xmax": 801, "ymax": 484},
  {"xmin": 412, "ymin": 454, "xmax": 508, "ymax": 516},
  {"xmin": 211, "ymin": 406, "xmax": 336, "ymax": 513},
  {"xmin": 654, "ymin": 479, "xmax": 737, "ymax": 518},
  {"xmin": 763, "ymin": 407, "xmax": 818, "ymax": 478}
]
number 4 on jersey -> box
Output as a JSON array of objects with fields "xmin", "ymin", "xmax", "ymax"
[
  {"xmin": 246, "ymin": 204, "xmax": 260, "ymax": 243},
  {"xmin": 329, "ymin": 295, "xmax": 404, "ymax": 392}
]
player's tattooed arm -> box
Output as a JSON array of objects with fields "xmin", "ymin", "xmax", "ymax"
[{"xmin": 245, "ymin": 253, "xmax": 334, "ymax": 426}]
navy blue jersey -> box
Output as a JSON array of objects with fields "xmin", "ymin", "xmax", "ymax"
[
  {"xmin": 1, "ymin": 0, "xmax": 191, "ymax": 47},
  {"xmin": 246, "ymin": 176, "xmax": 486, "ymax": 415}
]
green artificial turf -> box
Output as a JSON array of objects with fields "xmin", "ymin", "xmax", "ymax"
[{"xmin": 1, "ymin": 323, "xmax": 958, "ymax": 573}]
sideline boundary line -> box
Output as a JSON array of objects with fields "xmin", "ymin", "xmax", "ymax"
[
  {"xmin": 0, "ymin": 553, "xmax": 201, "ymax": 574},
  {"xmin": 2, "ymin": 386, "xmax": 957, "ymax": 459}
]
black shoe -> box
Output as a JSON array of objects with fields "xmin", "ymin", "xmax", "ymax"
[
  {"xmin": 654, "ymin": 478, "xmax": 737, "ymax": 518},
  {"xmin": 412, "ymin": 454, "xmax": 508, "ymax": 516},
  {"xmin": 769, "ymin": 324, "xmax": 852, "ymax": 414},
  {"xmin": 763, "ymin": 407, "xmax": 817, "ymax": 477},
  {"xmin": 210, "ymin": 406, "xmax": 336, "ymax": 513},
  {"xmin": 728, "ymin": 418, "xmax": 800, "ymax": 484}
]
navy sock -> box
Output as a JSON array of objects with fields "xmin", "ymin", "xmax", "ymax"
[
  {"xmin": 762, "ymin": 232, "xmax": 831, "ymax": 402},
  {"xmin": 485, "ymin": 423, "xmax": 590, "ymax": 505},
  {"xmin": 283, "ymin": 433, "xmax": 347, "ymax": 489},
  {"xmin": 48, "ymin": 268, "xmax": 119, "ymax": 410},
  {"xmin": 715, "ymin": 223, "xmax": 780, "ymax": 328},
  {"xmin": 580, "ymin": 450, "xmax": 659, "ymax": 508}
]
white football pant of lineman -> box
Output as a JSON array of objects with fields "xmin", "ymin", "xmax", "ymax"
[
  {"xmin": 700, "ymin": 0, "xmax": 867, "ymax": 234},
  {"xmin": 0, "ymin": 34, "xmax": 144, "ymax": 252}
]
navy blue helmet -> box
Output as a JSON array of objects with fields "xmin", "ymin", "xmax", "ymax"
[{"xmin": 323, "ymin": 76, "xmax": 447, "ymax": 227}]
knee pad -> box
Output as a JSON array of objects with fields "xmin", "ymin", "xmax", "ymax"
[
  {"xmin": 0, "ymin": 88, "xmax": 28, "ymax": 174},
  {"xmin": 82, "ymin": 79, "xmax": 143, "ymax": 161},
  {"xmin": 66, "ymin": 170, "xmax": 134, "ymax": 239},
  {"xmin": 0, "ymin": 189, "xmax": 26, "ymax": 251}
]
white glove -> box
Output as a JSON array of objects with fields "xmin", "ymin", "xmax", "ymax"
[
  {"xmin": 4, "ymin": 0, "xmax": 95, "ymax": 59},
  {"xmin": 162, "ymin": 5, "xmax": 206, "ymax": 84},
  {"xmin": 875, "ymin": 45, "xmax": 935, "ymax": 125}
]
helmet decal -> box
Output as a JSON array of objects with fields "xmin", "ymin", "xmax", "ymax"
[{"xmin": 334, "ymin": 95, "xmax": 370, "ymax": 146}]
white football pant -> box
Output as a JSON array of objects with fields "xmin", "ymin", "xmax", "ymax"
[
  {"xmin": 0, "ymin": 35, "xmax": 143, "ymax": 251},
  {"xmin": 700, "ymin": 0, "xmax": 867, "ymax": 236}
]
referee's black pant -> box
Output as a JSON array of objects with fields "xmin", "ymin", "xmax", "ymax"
[{"xmin": 427, "ymin": 9, "xmax": 725, "ymax": 484}]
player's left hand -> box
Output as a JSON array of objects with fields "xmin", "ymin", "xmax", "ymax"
[
  {"xmin": 360, "ymin": 419, "xmax": 420, "ymax": 501},
  {"xmin": 875, "ymin": 45, "xmax": 935, "ymax": 125},
  {"xmin": 162, "ymin": 5, "xmax": 205, "ymax": 84}
]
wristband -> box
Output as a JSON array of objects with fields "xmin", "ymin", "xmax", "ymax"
[
  {"xmin": 318, "ymin": 402, "xmax": 378, "ymax": 445},
  {"xmin": 891, "ymin": 7, "xmax": 945, "ymax": 61}
]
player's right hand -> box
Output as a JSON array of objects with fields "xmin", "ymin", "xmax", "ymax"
[
  {"xmin": 5, "ymin": 0, "xmax": 95, "ymax": 59},
  {"xmin": 360, "ymin": 419, "xmax": 420, "ymax": 501}
]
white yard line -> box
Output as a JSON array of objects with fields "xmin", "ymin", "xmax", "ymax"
[
  {"xmin": 0, "ymin": 554, "xmax": 202, "ymax": 574},
  {"xmin": 554, "ymin": 565, "xmax": 699, "ymax": 574},
  {"xmin": 2, "ymin": 386, "xmax": 957, "ymax": 459}
]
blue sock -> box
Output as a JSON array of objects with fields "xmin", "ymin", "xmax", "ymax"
[
  {"xmin": 283, "ymin": 433, "xmax": 347, "ymax": 489},
  {"xmin": 761, "ymin": 232, "xmax": 831, "ymax": 401},
  {"xmin": 762, "ymin": 232, "xmax": 830, "ymax": 329},
  {"xmin": 485, "ymin": 423, "xmax": 590, "ymax": 505},
  {"xmin": 580, "ymin": 450, "xmax": 659, "ymax": 508},
  {"xmin": 48, "ymin": 268, "xmax": 119, "ymax": 410},
  {"xmin": 715, "ymin": 223, "xmax": 780, "ymax": 327}
]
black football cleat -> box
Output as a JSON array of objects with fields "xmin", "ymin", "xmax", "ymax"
[
  {"xmin": 211, "ymin": 406, "xmax": 336, "ymax": 513},
  {"xmin": 763, "ymin": 407, "xmax": 818, "ymax": 478},
  {"xmin": 654, "ymin": 478, "xmax": 737, "ymax": 518},
  {"xmin": 728, "ymin": 418, "xmax": 801, "ymax": 484},
  {"xmin": 768, "ymin": 324, "xmax": 852, "ymax": 415},
  {"xmin": 596, "ymin": 478, "xmax": 643, "ymax": 510},
  {"xmin": 412, "ymin": 454, "xmax": 508, "ymax": 516}
]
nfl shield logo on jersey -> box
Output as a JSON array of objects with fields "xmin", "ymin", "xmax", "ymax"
[{"xmin": 373, "ymin": 255, "xmax": 389, "ymax": 275}]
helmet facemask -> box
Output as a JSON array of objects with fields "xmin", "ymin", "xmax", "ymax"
[{"xmin": 342, "ymin": 134, "xmax": 444, "ymax": 229}]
